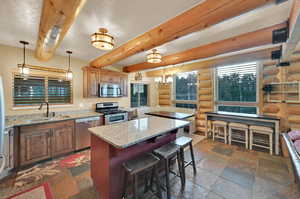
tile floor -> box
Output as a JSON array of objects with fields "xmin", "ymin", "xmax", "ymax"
[{"xmin": 0, "ymin": 138, "xmax": 299, "ymax": 199}]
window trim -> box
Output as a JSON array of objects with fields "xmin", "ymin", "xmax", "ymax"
[
  {"xmin": 214, "ymin": 62, "xmax": 260, "ymax": 113},
  {"xmin": 12, "ymin": 72, "xmax": 73, "ymax": 107},
  {"xmin": 172, "ymin": 71, "xmax": 198, "ymax": 107}
]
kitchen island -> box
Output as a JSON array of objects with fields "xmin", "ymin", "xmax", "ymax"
[{"xmin": 89, "ymin": 116, "xmax": 190, "ymax": 199}]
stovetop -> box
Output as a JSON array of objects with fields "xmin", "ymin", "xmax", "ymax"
[{"xmin": 96, "ymin": 109, "xmax": 127, "ymax": 115}]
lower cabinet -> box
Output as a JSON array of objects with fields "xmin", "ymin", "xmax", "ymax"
[{"xmin": 19, "ymin": 120, "xmax": 74, "ymax": 167}]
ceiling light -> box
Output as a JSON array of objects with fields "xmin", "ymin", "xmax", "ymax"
[
  {"xmin": 19, "ymin": 41, "xmax": 30, "ymax": 80},
  {"xmin": 91, "ymin": 28, "xmax": 114, "ymax": 50},
  {"xmin": 147, "ymin": 49, "xmax": 162, "ymax": 63},
  {"xmin": 66, "ymin": 51, "xmax": 73, "ymax": 81}
]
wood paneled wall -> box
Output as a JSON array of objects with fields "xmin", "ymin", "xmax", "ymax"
[
  {"xmin": 197, "ymin": 68, "xmax": 214, "ymax": 133},
  {"xmin": 261, "ymin": 60, "xmax": 300, "ymax": 131},
  {"xmin": 158, "ymin": 83, "xmax": 172, "ymax": 106}
]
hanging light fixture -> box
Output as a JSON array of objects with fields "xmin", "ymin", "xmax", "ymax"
[
  {"xmin": 134, "ymin": 72, "xmax": 143, "ymax": 81},
  {"xmin": 91, "ymin": 28, "xmax": 114, "ymax": 50},
  {"xmin": 147, "ymin": 49, "xmax": 162, "ymax": 63},
  {"xmin": 65, "ymin": 50, "xmax": 73, "ymax": 80},
  {"xmin": 19, "ymin": 41, "xmax": 30, "ymax": 80}
]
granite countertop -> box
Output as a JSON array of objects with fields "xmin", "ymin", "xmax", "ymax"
[
  {"xmin": 88, "ymin": 116, "xmax": 190, "ymax": 149},
  {"xmin": 5, "ymin": 111, "xmax": 103, "ymax": 128}
]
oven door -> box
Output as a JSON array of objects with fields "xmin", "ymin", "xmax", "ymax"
[{"xmin": 105, "ymin": 113, "xmax": 128, "ymax": 125}]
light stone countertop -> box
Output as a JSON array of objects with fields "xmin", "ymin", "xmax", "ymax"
[
  {"xmin": 89, "ymin": 116, "xmax": 190, "ymax": 149},
  {"xmin": 5, "ymin": 111, "xmax": 103, "ymax": 128}
]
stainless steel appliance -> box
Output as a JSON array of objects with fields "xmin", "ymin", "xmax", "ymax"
[
  {"xmin": 99, "ymin": 83, "xmax": 122, "ymax": 98},
  {"xmin": 0, "ymin": 76, "xmax": 14, "ymax": 180},
  {"xmin": 95, "ymin": 102, "xmax": 128, "ymax": 125},
  {"xmin": 75, "ymin": 117, "xmax": 101, "ymax": 150}
]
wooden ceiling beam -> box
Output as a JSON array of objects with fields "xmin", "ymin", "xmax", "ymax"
[
  {"xmin": 35, "ymin": 0, "xmax": 86, "ymax": 61},
  {"xmin": 146, "ymin": 47, "xmax": 280, "ymax": 77},
  {"xmin": 282, "ymin": 0, "xmax": 300, "ymax": 62},
  {"xmin": 90, "ymin": 0, "xmax": 276, "ymax": 67},
  {"xmin": 124, "ymin": 23, "xmax": 287, "ymax": 72}
]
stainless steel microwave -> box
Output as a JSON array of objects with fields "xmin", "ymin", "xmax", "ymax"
[{"xmin": 99, "ymin": 83, "xmax": 122, "ymax": 98}]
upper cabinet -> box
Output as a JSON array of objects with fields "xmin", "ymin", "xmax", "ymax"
[{"xmin": 82, "ymin": 67, "xmax": 128, "ymax": 98}]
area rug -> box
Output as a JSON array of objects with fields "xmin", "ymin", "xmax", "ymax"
[{"xmin": 5, "ymin": 182, "xmax": 53, "ymax": 199}]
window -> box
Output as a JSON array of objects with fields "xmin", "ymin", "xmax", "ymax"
[
  {"xmin": 130, "ymin": 83, "xmax": 148, "ymax": 107},
  {"xmin": 13, "ymin": 75, "xmax": 72, "ymax": 106},
  {"xmin": 48, "ymin": 79, "xmax": 72, "ymax": 104},
  {"xmin": 174, "ymin": 71, "xmax": 197, "ymax": 109},
  {"xmin": 215, "ymin": 62, "xmax": 258, "ymax": 114}
]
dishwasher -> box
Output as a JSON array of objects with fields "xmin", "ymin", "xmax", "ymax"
[{"xmin": 75, "ymin": 117, "xmax": 101, "ymax": 150}]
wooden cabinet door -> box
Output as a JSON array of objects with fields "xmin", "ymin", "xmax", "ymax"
[
  {"xmin": 120, "ymin": 76, "xmax": 128, "ymax": 96},
  {"xmin": 83, "ymin": 67, "xmax": 100, "ymax": 98},
  {"xmin": 20, "ymin": 126, "xmax": 51, "ymax": 166},
  {"xmin": 52, "ymin": 121, "xmax": 75, "ymax": 156},
  {"xmin": 88, "ymin": 69, "xmax": 100, "ymax": 97}
]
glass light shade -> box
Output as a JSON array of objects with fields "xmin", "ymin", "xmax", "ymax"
[
  {"xmin": 66, "ymin": 71, "xmax": 73, "ymax": 80},
  {"xmin": 91, "ymin": 28, "xmax": 114, "ymax": 50},
  {"xmin": 19, "ymin": 67, "xmax": 29, "ymax": 75},
  {"xmin": 147, "ymin": 49, "xmax": 162, "ymax": 63},
  {"xmin": 166, "ymin": 76, "xmax": 173, "ymax": 83},
  {"xmin": 154, "ymin": 77, "xmax": 163, "ymax": 82}
]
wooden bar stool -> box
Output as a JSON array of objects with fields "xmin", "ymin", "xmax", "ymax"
[
  {"xmin": 153, "ymin": 143, "xmax": 184, "ymax": 199},
  {"xmin": 212, "ymin": 120, "xmax": 228, "ymax": 144},
  {"xmin": 228, "ymin": 122, "xmax": 249, "ymax": 149},
  {"xmin": 249, "ymin": 125, "xmax": 273, "ymax": 155},
  {"xmin": 174, "ymin": 136, "xmax": 197, "ymax": 186},
  {"xmin": 122, "ymin": 153, "xmax": 162, "ymax": 199}
]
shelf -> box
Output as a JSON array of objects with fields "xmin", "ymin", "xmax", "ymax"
[{"xmin": 266, "ymin": 81, "xmax": 300, "ymax": 103}]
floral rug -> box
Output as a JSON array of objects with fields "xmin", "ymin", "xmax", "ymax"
[
  {"xmin": 0, "ymin": 150, "xmax": 90, "ymax": 198},
  {"xmin": 5, "ymin": 182, "xmax": 53, "ymax": 199}
]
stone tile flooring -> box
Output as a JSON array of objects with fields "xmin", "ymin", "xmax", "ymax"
[{"xmin": 0, "ymin": 139, "xmax": 299, "ymax": 199}]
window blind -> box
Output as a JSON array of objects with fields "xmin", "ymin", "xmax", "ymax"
[
  {"xmin": 13, "ymin": 76, "xmax": 45, "ymax": 105},
  {"xmin": 217, "ymin": 62, "xmax": 257, "ymax": 77},
  {"xmin": 48, "ymin": 79, "xmax": 72, "ymax": 104}
]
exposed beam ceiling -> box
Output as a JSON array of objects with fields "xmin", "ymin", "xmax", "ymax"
[
  {"xmin": 90, "ymin": 0, "xmax": 277, "ymax": 68},
  {"xmin": 124, "ymin": 23, "xmax": 287, "ymax": 72},
  {"xmin": 35, "ymin": 0, "xmax": 86, "ymax": 61},
  {"xmin": 146, "ymin": 46, "xmax": 280, "ymax": 77},
  {"xmin": 282, "ymin": 0, "xmax": 300, "ymax": 62}
]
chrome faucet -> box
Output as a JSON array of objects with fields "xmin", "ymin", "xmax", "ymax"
[{"xmin": 39, "ymin": 102, "xmax": 50, "ymax": 117}]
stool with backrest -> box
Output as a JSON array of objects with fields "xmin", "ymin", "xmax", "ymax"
[
  {"xmin": 249, "ymin": 125, "xmax": 273, "ymax": 155},
  {"xmin": 228, "ymin": 122, "xmax": 249, "ymax": 148},
  {"xmin": 174, "ymin": 136, "xmax": 197, "ymax": 186},
  {"xmin": 122, "ymin": 153, "xmax": 162, "ymax": 199},
  {"xmin": 153, "ymin": 143, "xmax": 184, "ymax": 199},
  {"xmin": 212, "ymin": 120, "xmax": 228, "ymax": 144}
]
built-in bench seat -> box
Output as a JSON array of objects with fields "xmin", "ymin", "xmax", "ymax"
[{"xmin": 282, "ymin": 133, "xmax": 300, "ymax": 192}]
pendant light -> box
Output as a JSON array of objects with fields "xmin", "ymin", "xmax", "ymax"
[
  {"xmin": 147, "ymin": 49, "xmax": 162, "ymax": 63},
  {"xmin": 91, "ymin": 28, "xmax": 114, "ymax": 50},
  {"xmin": 66, "ymin": 51, "xmax": 73, "ymax": 80},
  {"xmin": 19, "ymin": 41, "xmax": 30, "ymax": 80}
]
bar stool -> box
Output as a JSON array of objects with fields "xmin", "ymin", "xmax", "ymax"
[
  {"xmin": 212, "ymin": 120, "xmax": 228, "ymax": 144},
  {"xmin": 153, "ymin": 143, "xmax": 184, "ymax": 199},
  {"xmin": 122, "ymin": 153, "xmax": 162, "ymax": 199},
  {"xmin": 228, "ymin": 122, "xmax": 249, "ymax": 149},
  {"xmin": 249, "ymin": 125, "xmax": 273, "ymax": 155},
  {"xmin": 174, "ymin": 136, "xmax": 197, "ymax": 186}
]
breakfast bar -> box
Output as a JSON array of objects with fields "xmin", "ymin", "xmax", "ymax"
[{"xmin": 88, "ymin": 116, "xmax": 190, "ymax": 199}]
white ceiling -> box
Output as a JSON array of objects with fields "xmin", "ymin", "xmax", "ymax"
[{"xmin": 0, "ymin": 0, "xmax": 293, "ymax": 69}]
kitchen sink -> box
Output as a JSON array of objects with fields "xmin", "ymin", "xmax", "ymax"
[{"xmin": 27, "ymin": 118, "xmax": 55, "ymax": 123}]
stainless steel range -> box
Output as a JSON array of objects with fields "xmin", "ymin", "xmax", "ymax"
[{"xmin": 95, "ymin": 102, "xmax": 128, "ymax": 125}]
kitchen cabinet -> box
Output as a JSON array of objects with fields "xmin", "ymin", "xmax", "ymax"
[
  {"xmin": 19, "ymin": 120, "xmax": 75, "ymax": 166},
  {"xmin": 52, "ymin": 121, "xmax": 74, "ymax": 156},
  {"xmin": 83, "ymin": 67, "xmax": 100, "ymax": 98},
  {"xmin": 20, "ymin": 125, "xmax": 52, "ymax": 166},
  {"xmin": 82, "ymin": 67, "xmax": 128, "ymax": 98}
]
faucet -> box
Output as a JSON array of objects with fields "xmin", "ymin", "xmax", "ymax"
[{"xmin": 39, "ymin": 102, "xmax": 50, "ymax": 117}]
